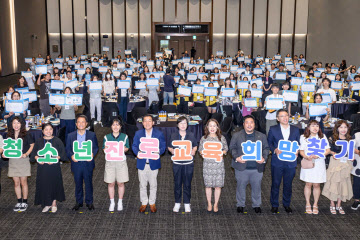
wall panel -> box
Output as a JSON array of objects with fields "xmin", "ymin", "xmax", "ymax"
[
  {"xmin": 100, "ymin": 0, "xmax": 112, "ymax": 57},
  {"xmin": 139, "ymin": 0, "xmax": 151, "ymax": 57},
  {"xmin": 267, "ymin": 0, "xmax": 281, "ymax": 57},
  {"xmin": 74, "ymin": 0, "xmax": 86, "ymax": 55},
  {"xmin": 240, "ymin": 0, "xmax": 253, "ymax": 55},
  {"xmin": 253, "ymin": 0, "xmax": 267, "ymax": 57},
  {"xmin": 226, "ymin": 0, "xmax": 239, "ymax": 56},
  {"xmin": 60, "ymin": 0, "xmax": 73, "ymax": 57},
  {"xmin": 280, "ymin": 0, "xmax": 295, "ymax": 56},
  {"xmin": 126, "ymin": 0, "xmax": 138, "ymax": 57},
  {"xmin": 294, "ymin": 0, "xmax": 308, "ymax": 56},
  {"xmin": 189, "ymin": 0, "xmax": 200, "ymax": 22},
  {"xmin": 113, "ymin": 0, "xmax": 125, "ymax": 57},
  {"xmin": 201, "ymin": 0, "xmax": 211, "ymax": 22},
  {"xmin": 152, "ymin": 0, "xmax": 163, "ymax": 22},
  {"xmin": 177, "ymin": 0, "xmax": 187, "ymax": 22},
  {"xmin": 212, "ymin": 0, "xmax": 225, "ymax": 55},
  {"xmin": 164, "ymin": 0, "xmax": 175, "ymax": 22},
  {"xmin": 47, "ymin": 0, "xmax": 60, "ymax": 57},
  {"xmin": 87, "ymin": 0, "xmax": 99, "ymax": 54}
]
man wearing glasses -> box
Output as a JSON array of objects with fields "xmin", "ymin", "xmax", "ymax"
[{"xmin": 267, "ymin": 109, "xmax": 300, "ymax": 214}]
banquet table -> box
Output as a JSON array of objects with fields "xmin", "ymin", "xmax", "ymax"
[
  {"xmin": 331, "ymin": 101, "xmax": 359, "ymax": 118},
  {"xmin": 136, "ymin": 116, "xmax": 203, "ymax": 145}
]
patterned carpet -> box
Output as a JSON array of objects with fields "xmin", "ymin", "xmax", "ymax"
[{"xmin": 0, "ymin": 125, "xmax": 359, "ymax": 240}]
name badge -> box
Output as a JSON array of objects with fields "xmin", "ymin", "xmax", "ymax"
[
  {"xmin": 307, "ymin": 96, "xmax": 310, "ymax": 100},
  {"xmin": 210, "ymin": 97, "xmax": 213, "ymax": 101},
  {"xmin": 316, "ymin": 116, "xmax": 321, "ymax": 122},
  {"xmin": 265, "ymin": 81, "xmax": 268, "ymax": 84},
  {"xmin": 197, "ymin": 96, "xmax": 200, "ymax": 100},
  {"xmin": 247, "ymin": 108, "xmax": 251, "ymax": 111},
  {"xmin": 65, "ymin": 105, "xmax": 70, "ymax": 109},
  {"xmin": 355, "ymin": 92, "xmax": 359, "ymax": 96}
]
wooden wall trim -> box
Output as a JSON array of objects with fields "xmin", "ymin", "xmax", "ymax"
[
  {"xmin": 278, "ymin": 0, "xmax": 283, "ymax": 54},
  {"xmin": 264, "ymin": 0, "xmax": 269, "ymax": 57},
  {"xmin": 58, "ymin": 0, "xmax": 63, "ymax": 55}
]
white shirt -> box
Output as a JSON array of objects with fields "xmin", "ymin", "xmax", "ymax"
[
  {"xmin": 317, "ymin": 88, "xmax": 336, "ymax": 102},
  {"xmin": 280, "ymin": 124, "xmax": 290, "ymax": 141}
]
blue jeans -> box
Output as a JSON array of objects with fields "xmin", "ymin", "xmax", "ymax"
[
  {"xmin": 163, "ymin": 91, "xmax": 174, "ymax": 105},
  {"xmin": 118, "ymin": 97, "xmax": 128, "ymax": 122}
]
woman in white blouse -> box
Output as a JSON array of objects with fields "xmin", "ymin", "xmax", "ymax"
[{"xmin": 299, "ymin": 120, "xmax": 331, "ymax": 215}]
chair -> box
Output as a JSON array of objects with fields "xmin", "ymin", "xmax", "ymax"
[
  {"xmin": 56, "ymin": 126, "xmax": 66, "ymax": 146},
  {"xmin": 290, "ymin": 105, "xmax": 301, "ymax": 116},
  {"xmin": 162, "ymin": 104, "xmax": 177, "ymax": 113},
  {"xmin": 131, "ymin": 107, "xmax": 148, "ymax": 123},
  {"xmin": 191, "ymin": 107, "xmax": 209, "ymax": 125},
  {"xmin": 221, "ymin": 117, "xmax": 233, "ymax": 146},
  {"xmin": 211, "ymin": 112, "xmax": 223, "ymax": 125},
  {"xmin": 341, "ymin": 104, "xmax": 360, "ymax": 121},
  {"xmin": 350, "ymin": 113, "xmax": 360, "ymax": 135}
]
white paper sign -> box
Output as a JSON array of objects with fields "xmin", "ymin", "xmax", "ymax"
[
  {"xmin": 192, "ymin": 84, "xmax": 204, "ymax": 93},
  {"xmin": 282, "ymin": 90, "xmax": 299, "ymax": 102},
  {"xmin": 266, "ymin": 98, "xmax": 283, "ymax": 110},
  {"xmin": 135, "ymin": 81, "xmax": 146, "ymax": 89},
  {"xmin": 250, "ymin": 89, "xmax": 262, "ymax": 98},
  {"xmin": 237, "ymin": 81, "xmax": 249, "ymax": 89},
  {"xmin": 244, "ymin": 98, "xmax": 258, "ymax": 108},
  {"xmin": 65, "ymin": 94, "xmax": 83, "ymax": 106},
  {"xmin": 301, "ymin": 83, "xmax": 315, "ymax": 92},
  {"xmin": 49, "ymin": 94, "xmax": 65, "ymax": 105},
  {"xmin": 204, "ymin": 87, "xmax": 218, "ymax": 96},
  {"xmin": 89, "ymin": 81, "xmax": 102, "ymax": 90},
  {"xmin": 117, "ymin": 80, "xmax": 131, "ymax": 89},
  {"xmin": 178, "ymin": 86, "xmax": 191, "ymax": 97},
  {"xmin": 65, "ymin": 80, "xmax": 79, "ymax": 89},
  {"xmin": 309, "ymin": 104, "xmax": 328, "ymax": 117},
  {"xmin": 222, "ymin": 88, "xmax": 235, "ymax": 97}
]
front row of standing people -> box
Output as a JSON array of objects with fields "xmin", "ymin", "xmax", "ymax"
[{"xmin": 2, "ymin": 113, "xmax": 360, "ymax": 215}]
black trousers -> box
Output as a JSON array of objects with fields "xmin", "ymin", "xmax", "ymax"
[{"xmin": 173, "ymin": 163, "xmax": 194, "ymax": 204}]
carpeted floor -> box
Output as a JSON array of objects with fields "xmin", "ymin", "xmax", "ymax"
[{"xmin": 0, "ymin": 75, "xmax": 359, "ymax": 239}]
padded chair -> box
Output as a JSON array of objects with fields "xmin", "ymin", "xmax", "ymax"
[
  {"xmin": 350, "ymin": 113, "xmax": 360, "ymax": 134},
  {"xmin": 191, "ymin": 107, "xmax": 209, "ymax": 125},
  {"xmin": 211, "ymin": 112, "xmax": 223, "ymax": 125},
  {"xmin": 221, "ymin": 117, "xmax": 233, "ymax": 146},
  {"xmin": 339, "ymin": 104, "xmax": 360, "ymax": 121},
  {"xmin": 131, "ymin": 107, "xmax": 148, "ymax": 123},
  {"xmin": 56, "ymin": 126, "xmax": 67, "ymax": 147},
  {"xmin": 162, "ymin": 104, "xmax": 177, "ymax": 113},
  {"xmin": 290, "ymin": 105, "xmax": 302, "ymax": 116}
]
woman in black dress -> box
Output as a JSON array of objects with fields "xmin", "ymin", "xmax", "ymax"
[{"xmin": 30, "ymin": 123, "xmax": 67, "ymax": 213}]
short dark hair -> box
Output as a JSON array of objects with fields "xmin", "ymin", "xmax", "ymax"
[
  {"xmin": 272, "ymin": 83, "xmax": 280, "ymax": 89},
  {"xmin": 142, "ymin": 114, "xmax": 154, "ymax": 121},
  {"xmin": 354, "ymin": 75, "xmax": 360, "ymax": 80},
  {"xmin": 243, "ymin": 115, "xmax": 255, "ymax": 123},
  {"xmin": 276, "ymin": 109, "xmax": 288, "ymax": 117},
  {"xmin": 322, "ymin": 78, "xmax": 331, "ymax": 84},
  {"xmin": 42, "ymin": 122, "xmax": 54, "ymax": 131},
  {"xmin": 177, "ymin": 116, "xmax": 188, "ymax": 125},
  {"xmin": 76, "ymin": 114, "xmax": 88, "ymax": 123}
]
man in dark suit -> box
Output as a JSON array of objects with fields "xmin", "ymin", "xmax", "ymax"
[
  {"xmin": 66, "ymin": 115, "xmax": 99, "ymax": 211},
  {"xmin": 132, "ymin": 115, "xmax": 166, "ymax": 213},
  {"xmin": 267, "ymin": 109, "xmax": 300, "ymax": 214},
  {"xmin": 229, "ymin": 115, "xmax": 270, "ymax": 214}
]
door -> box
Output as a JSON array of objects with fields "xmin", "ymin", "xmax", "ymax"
[
  {"xmin": 194, "ymin": 40, "xmax": 205, "ymax": 59},
  {"xmin": 169, "ymin": 40, "xmax": 179, "ymax": 58}
]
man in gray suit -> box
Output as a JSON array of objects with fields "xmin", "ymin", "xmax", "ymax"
[{"xmin": 229, "ymin": 115, "xmax": 270, "ymax": 214}]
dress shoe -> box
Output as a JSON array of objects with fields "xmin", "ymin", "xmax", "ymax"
[
  {"xmin": 237, "ymin": 207, "xmax": 244, "ymax": 213},
  {"xmin": 86, "ymin": 203, "xmax": 95, "ymax": 210},
  {"xmin": 271, "ymin": 207, "xmax": 279, "ymax": 214},
  {"xmin": 254, "ymin": 207, "xmax": 261, "ymax": 214},
  {"xmin": 150, "ymin": 204, "xmax": 157, "ymax": 213},
  {"xmin": 139, "ymin": 205, "xmax": 147, "ymax": 213},
  {"xmin": 284, "ymin": 206, "xmax": 292, "ymax": 214},
  {"xmin": 72, "ymin": 203, "xmax": 83, "ymax": 211}
]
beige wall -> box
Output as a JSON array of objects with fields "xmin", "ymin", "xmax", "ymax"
[
  {"xmin": 0, "ymin": 0, "xmax": 13, "ymax": 76},
  {"xmin": 307, "ymin": 0, "xmax": 360, "ymax": 65}
]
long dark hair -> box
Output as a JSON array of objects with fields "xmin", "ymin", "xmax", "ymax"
[
  {"xmin": 332, "ymin": 120, "xmax": 352, "ymax": 141},
  {"xmin": 204, "ymin": 119, "xmax": 222, "ymax": 140},
  {"xmin": 7, "ymin": 117, "xmax": 27, "ymax": 139},
  {"xmin": 17, "ymin": 76, "xmax": 28, "ymax": 88},
  {"xmin": 303, "ymin": 120, "xmax": 324, "ymax": 139}
]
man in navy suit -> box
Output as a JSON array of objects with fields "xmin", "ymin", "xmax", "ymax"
[
  {"xmin": 267, "ymin": 109, "xmax": 300, "ymax": 214},
  {"xmin": 132, "ymin": 115, "xmax": 166, "ymax": 213},
  {"xmin": 66, "ymin": 115, "xmax": 99, "ymax": 211}
]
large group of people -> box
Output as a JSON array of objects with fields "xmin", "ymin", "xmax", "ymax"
[{"xmin": 0, "ymin": 50, "xmax": 360, "ymax": 216}]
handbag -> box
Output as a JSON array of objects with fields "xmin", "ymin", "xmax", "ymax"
[{"xmin": 301, "ymin": 159, "xmax": 314, "ymax": 169}]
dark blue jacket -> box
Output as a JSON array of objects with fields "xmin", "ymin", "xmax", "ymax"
[
  {"xmin": 132, "ymin": 128, "xmax": 166, "ymax": 170},
  {"xmin": 267, "ymin": 124, "xmax": 300, "ymax": 168},
  {"xmin": 66, "ymin": 130, "xmax": 99, "ymax": 171}
]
